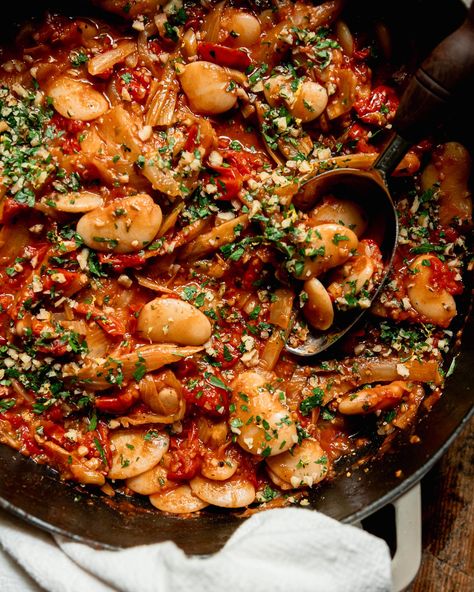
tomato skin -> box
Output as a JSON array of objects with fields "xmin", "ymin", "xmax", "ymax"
[
  {"xmin": 175, "ymin": 358, "xmax": 199, "ymax": 379},
  {"xmin": 98, "ymin": 253, "xmax": 146, "ymax": 272},
  {"xmin": 210, "ymin": 340, "xmax": 239, "ymax": 369},
  {"xmin": 42, "ymin": 269, "xmax": 84, "ymax": 292},
  {"xmin": 95, "ymin": 386, "xmax": 138, "ymax": 414},
  {"xmin": 206, "ymin": 165, "xmax": 243, "ymax": 201},
  {"xmin": 354, "ymin": 85, "xmax": 399, "ymax": 126},
  {"xmin": 0, "ymin": 197, "xmax": 30, "ymax": 224},
  {"xmin": 347, "ymin": 122, "xmax": 375, "ymax": 153},
  {"xmin": 427, "ymin": 257, "xmax": 463, "ymax": 295},
  {"xmin": 51, "ymin": 113, "xmax": 86, "ymax": 154},
  {"xmin": 220, "ymin": 148, "xmax": 266, "ymax": 177},
  {"xmin": 353, "ymin": 47, "xmax": 371, "ymax": 60},
  {"xmin": 19, "ymin": 425, "xmax": 44, "ymax": 456},
  {"xmin": 74, "ymin": 303, "xmax": 126, "ymax": 337},
  {"xmin": 42, "ymin": 421, "xmax": 66, "ymax": 446},
  {"xmin": 167, "ymin": 422, "xmax": 202, "ymax": 480},
  {"xmin": 197, "ymin": 42, "xmax": 251, "ymax": 70},
  {"xmin": 183, "ymin": 380, "xmax": 229, "ymax": 418},
  {"xmin": 318, "ymin": 421, "xmax": 351, "ymax": 461},
  {"xmin": 241, "ymin": 257, "xmax": 264, "ymax": 290},
  {"xmin": 184, "ymin": 124, "xmax": 199, "ymax": 152},
  {"xmin": 35, "ymin": 340, "xmax": 69, "ymax": 356},
  {"xmin": 2, "ymin": 414, "xmax": 43, "ymax": 456},
  {"xmin": 116, "ymin": 67, "xmax": 152, "ymax": 103}
]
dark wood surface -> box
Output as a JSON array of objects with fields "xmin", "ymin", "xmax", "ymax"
[{"xmin": 409, "ymin": 415, "xmax": 474, "ymax": 591}]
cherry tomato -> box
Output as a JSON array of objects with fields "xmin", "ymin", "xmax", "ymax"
[
  {"xmin": 42, "ymin": 269, "xmax": 84, "ymax": 294},
  {"xmin": 354, "ymin": 85, "xmax": 399, "ymax": 126},
  {"xmin": 116, "ymin": 67, "xmax": 152, "ymax": 103},
  {"xmin": 221, "ymin": 148, "xmax": 266, "ymax": 177},
  {"xmin": 167, "ymin": 422, "xmax": 202, "ymax": 480},
  {"xmin": 98, "ymin": 253, "xmax": 146, "ymax": 272},
  {"xmin": 184, "ymin": 124, "xmax": 200, "ymax": 152},
  {"xmin": 183, "ymin": 375, "xmax": 229, "ymax": 417},
  {"xmin": 19, "ymin": 425, "xmax": 44, "ymax": 456},
  {"xmin": 209, "ymin": 340, "xmax": 239, "ymax": 369},
  {"xmin": 42, "ymin": 421, "xmax": 66, "ymax": 446},
  {"xmin": 95, "ymin": 385, "xmax": 139, "ymax": 414},
  {"xmin": 51, "ymin": 114, "xmax": 87, "ymax": 154},
  {"xmin": 426, "ymin": 256, "xmax": 463, "ymax": 295},
  {"xmin": 197, "ymin": 42, "xmax": 251, "ymax": 70},
  {"xmin": 241, "ymin": 257, "xmax": 264, "ymax": 290},
  {"xmin": 174, "ymin": 358, "xmax": 199, "ymax": 379},
  {"xmin": 74, "ymin": 303, "xmax": 126, "ymax": 337},
  {"xmin": 206, "ymin": 165, "xmax": 243, "ymax": 201}
]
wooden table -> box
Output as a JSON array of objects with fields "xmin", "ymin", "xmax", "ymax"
[{"xmin": 409, "ymin": 415, "xmax": 473, "ymax": 591}]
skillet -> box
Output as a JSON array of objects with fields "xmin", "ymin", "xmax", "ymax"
[{"xmin": 0, "ymin": 0, "xmax": 472, "ymax": 554}]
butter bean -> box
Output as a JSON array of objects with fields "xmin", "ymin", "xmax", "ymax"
[{"xmin": 137, "ymin": 297, "xmax": 212, "ymax": 346}]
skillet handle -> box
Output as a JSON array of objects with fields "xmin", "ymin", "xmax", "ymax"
[
  {"xmin": 374, "ymin": 1, "xmax": 474, "ymax": 177},
  {"xmin": 391, "ymin": 484, "xmax": 422, "ymax": 592},
  {"xmin": 393, "ymin": 0, "xmax": 474, "ymax": 142}
]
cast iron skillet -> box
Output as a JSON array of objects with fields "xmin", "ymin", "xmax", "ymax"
[{"xmin": 0, "ymin": 0, "xmax": 472, "ymax": 555}]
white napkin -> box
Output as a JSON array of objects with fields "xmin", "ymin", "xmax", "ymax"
[{"xmin": 0, "ymin": 505, "xmax": 391, "ymax": 592}]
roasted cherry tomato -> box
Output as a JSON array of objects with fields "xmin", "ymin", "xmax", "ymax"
[
  {"xmin": 426, "ymin": 256, "xmax": 463, "ymax": 295},
  {"xmin": 206, "ymin": 165, "xmax": 243, "ymax": 200},
  {"xmin": 354, "ymin": 85, "xmax": 399, "ymax": 126},
  {"xmin": 74, "ymin": 303, "xmax": 126, "ymax": 336},
  {"xmin": 220, "ymin": 148, "xmax": 267, "ymax": 177},
  {"xmin": 183, "ymin": 374, "xmax": 229, "ymax": 417},
  {"xmin": 95, "ymin": 385, "xmax": 139, "ymax": 414},
  {"xmin": 167, "ymin": 422, "xmax": 202, "ymax": 480},
  {"xmin": 116, "ymin": 67, "xmax": 152, "ymax": 103},
  {"xmin": 197, "ymin": 42, "xmax": 251, "ymax": 70},
  {"xmin": 98, "ymin": 253, "xmax": 146, "ymax": 272}
]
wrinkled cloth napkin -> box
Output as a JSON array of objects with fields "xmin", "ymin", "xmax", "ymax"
[{"xmin": 0, "ymin": 506, "xmax": 391, "ymax": 592}]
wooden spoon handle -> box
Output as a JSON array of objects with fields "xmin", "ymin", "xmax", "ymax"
[{"xmin": 393, "ymin": 0, "xmax": 474, "ymax": 141}]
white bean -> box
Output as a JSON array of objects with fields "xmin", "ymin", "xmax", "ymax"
[
  {"xmin": 149, "ymin": 484, "xmax": 208, "ymax": 514},
  {"xmin": 263, "ymin": 75, "xmax": 327, "ymax": 122},
  {"xmin": 266, "ymin": 438, "xmax": 329, "ymax": 490},
  {"xmin": 190, "ymin": 475, "xmax": 255, "ymax": 508},
  {"xmin": 179, "ymin": 61, "xmax": 238, "ymax": 115},
  {"xmin": 47, "ymin": 191, "xmax": 103, "ymax": 213},
  {"xmin": 310, "ymin": 197, "xmax": 368, "ymax": 238},
  {"xmin": 406, "ymin": 255, "xmax": 457, "ymax": 327},
  {"xmin": 126, "ymin": 464, "xmax": 169, "ymax": 495},
  {"xmin": 47, "ymin": 76, "xmax": 109, "ymax": 121},
  {"xmin": 231, "ymin": 370, "xmax": 297, "ymax": 456},
  {"xmin": 197, "ymin": 418, "xmax": 229, "ymax": 448},
  {"xmin": 293, "ymin": 223, "xmax": 359, "ymax": 280},
  {"xmin": 327, "ymin": 254, "xmax": 375, "ymax": 300},
  {"xmin": 201, "ymin": 453, "xmax": 238, "ymax": 481},
  {"xmin": 226, "ymin": 11, "xmax": 261, "ymax": 48},
  {"xmin": 137, "ymin": 297, "xmax": 212, "ymax": 346},
  {"xmin": 76, "ymin": 194, "xmax": 162, "ymax": 253},
  {"xmin": 108, "ymin": 429, "xmax": 169, "ymax": 480},
  {"xmin": 302, "ymin": 278, "xmax": 334, "ymax": 330},
  {"xmin": 291, "ymin": 81, "xmax": 328, "ymax": 123},
  {"xmin": 263, "ymin": 75, "xmax": 291, "ymax": 107}
]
